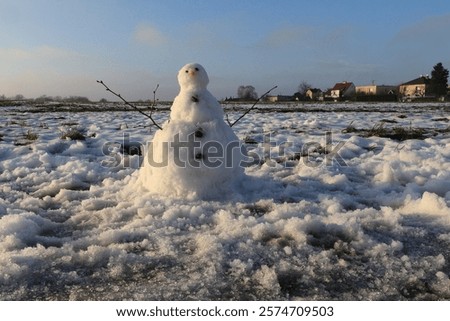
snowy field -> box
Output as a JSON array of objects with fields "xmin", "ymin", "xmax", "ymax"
[{"xmin": 1, "ymin": 102, "xmax": 449, "ymax": 300}]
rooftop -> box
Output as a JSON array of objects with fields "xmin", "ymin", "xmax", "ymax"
[
  {"xmin": 332, "ymin": 82, "xmax": 354, "ymax": 91},
  {"xmin": 401, "ymin": 76, "xmax": 431, "ymax": 86}
]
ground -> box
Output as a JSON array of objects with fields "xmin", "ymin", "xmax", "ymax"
[{"xmin": 0, "ymin": 102, "xmax": 449, "ymax": 300}]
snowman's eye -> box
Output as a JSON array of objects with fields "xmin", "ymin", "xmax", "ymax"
[{"xmin": 195, "ymin": 67, "xmax": 199, "ymax": 71}]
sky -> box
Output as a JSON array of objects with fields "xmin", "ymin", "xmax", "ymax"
[{"xmin": 1, "ymin": 0, "xmax": 450, "ymax": 101}]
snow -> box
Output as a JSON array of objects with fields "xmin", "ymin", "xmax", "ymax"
[
  {"xmin": 136, "ymin": 63, "xmax": 245, "ymax": 199},
  {"xmin": 0, "ymin": 102, "xmax": 449, "ymax": 300}
]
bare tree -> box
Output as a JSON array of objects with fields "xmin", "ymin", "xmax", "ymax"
[{"xmin": 297, "ymin": 81, "xmax": 312, "ymax": 95}]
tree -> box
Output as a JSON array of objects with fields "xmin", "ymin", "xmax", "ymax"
[
  {"xmin": 237, "ymin": 85, "xmax": 258, "ymax": 100},
  {"xmin": 297, "ymin": 81, "xmax": 312, "ymax": 95},
  {"xmin": 64, "ymin": 96, "xmax": 91, "ymax": 103},
  {"xmin": 35, "ymin": 95, "xmax": 52, "ymax": 103},
  {"xmin": 430, "ymin": 62, "xmax": 449, "ymax": 97},
  {"xmin": 293, "ymin": 81, "xmax": 312, "ymax": 101}
]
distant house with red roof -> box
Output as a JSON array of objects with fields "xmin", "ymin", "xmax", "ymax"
[{"xmin": 330, "ymin": 81, "xmax": 355, "ymax": 100}]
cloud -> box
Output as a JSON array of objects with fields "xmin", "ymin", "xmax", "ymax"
[
  {"xmin": 255, "ymin": 24, "xmax": 358, "ymax": 55},
  {"xmin": 385, "ymin": 13, "xmax": 450, "ymax": 77},
  {"xmin": 36, "ymin": 45, "xmax": 84, "ymax": 59},
  {"xmin": 133, "ymin": 23, "xmax": 168, "ymax": 47},
  {"xmin": 0, "ymin": 46, "xmax": 78, "ymax": 60},
  {"xmin": 0, "ymin": 45, "xmax": 104, "ymax": 98},
  {"xmin": 258, "ymin": 25, "xmax": 313, "ymax": 48},
  {"xmin": 390, "ymin": 13, "xmax": 450, "ymax": 46},
  {"xmin": 0, "ymin": 47, "xmax": 31, "ymax": 60},
  {"xmin": 184, "ymin": 22, "xmax": 233, "ymax": 50},
  {"xmin": 0, "ymin": 45, "xmax": 90, "ymax": 87},
  {"xmin": 0, "ymin": 45, "xmax": 85, "ymax": 69},
  {"xmin": 315, "ymin": 59, "xmax": 378, "ymax": 72}
]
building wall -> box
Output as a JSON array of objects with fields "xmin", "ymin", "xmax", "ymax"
[
  {"xmin": 331, "ymin": 84, "xmax": 355, "ymax": 99},
  {"xmin": 330, "ymin": 90, "xmax": 340, "ymax": 99},
  {"xmin": 266, "ymin": 96, "xmax": 278, "ymax": 102},
  {"xmin": 356, "ymin": 85, "xmax": 397, "ymax": 95},
  {"xmin": 266, "ymin": 95, "xmax": 293, "ymax": 102},
  {"xmin": 306, "ymin": 90, "xmax": 322, "ymax": 100},
  {"xmin": 356, "ymin": 85, "xmax": 377, "ymax": 95},
  {"xmin": 342, "ymin": 83, "xmax": 356, "ymax": 98},
  {"xmin": 399, "ymin": 84, "xmax": 426, "ymax": 97}
]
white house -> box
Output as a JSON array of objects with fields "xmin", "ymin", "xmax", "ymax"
[
  {"xmin": 330, "ymin": 82, "xmax": 355, "ymax": 100},
  {"xmin": 399, "ymin": 76, "xmax": 430, "ymax": 98},
  {"xmin": 305, "ymin": 88, "xmax": 323, "ymax": 101}
]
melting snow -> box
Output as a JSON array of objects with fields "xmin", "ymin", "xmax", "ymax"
[{"xmin": 0, "ymin": 102, "xmax": 449, "ymax": 300}]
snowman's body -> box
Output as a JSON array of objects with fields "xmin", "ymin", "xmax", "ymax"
[{"xmin": 138, "ymin": 63, "xmax": 245, "ymax": 199}]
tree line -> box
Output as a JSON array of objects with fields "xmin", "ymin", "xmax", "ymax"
[{"xmin": 0, "ymin": 94, "xmax": 92, "ymax": 103}]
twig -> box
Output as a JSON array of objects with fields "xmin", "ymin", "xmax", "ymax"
[
  {"xmin": 150, "ymin": 84, "xmax": 159, "ymax": 118},
  {"xmin": 228, "ymin": 86, "xmax": 278, "ymax": 127},
  {"xmin": 225, "ymin": 113, "xmax": 232, "ymax": 127},
  {"xmin": 97, "ymin": 80, "xmax": 162, "ymax": 130}
]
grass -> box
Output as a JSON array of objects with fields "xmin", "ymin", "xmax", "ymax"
[
  {"xmin": 341, "ymin": 121, "xmax": 357, "ymax": 133},
  {"xmin": 390, "ymin": 126, "xmax": 426, "ymax": 140},
  {"xmin": 7, "ymin": 120, "xmax": 27, "ymax": 127},
  {"xmin": 432, "ymin": 117, "xmax": 448, "ymax": 122},
  {"xmin": 436, "ymin": 126, "xmax": 450, "ymax": 134},
  {"xmin": 60, "ymin": 128, "xmax": 86, "ymax": 140},
  {"xmin": 380, "ymin": 119, "xmax": 398, "ymax": 123},
  {"xmin": 61, "ymin": 121, "xmax": 79, "ymax": 126},
  {"xmin": 367, "ymin": 122, "xmax": 426, "ymax": 140},
  {"xmin": 243, "ymin": 136, "xmax": 258, "ymax": 144},
  {"xmin": 24, "ymin": 129, "xmax": 38, "ymax": 141},
  {"xmin": 13, "ymin": 129, "xmax": 39, "ymax": 146},
  {"xmin": 342, "ymin": 120, "xmax": 427, "ymax": 141},
  {"xmin": 367, "ymin": 122, "xmax": 388, "ymax": 137}
]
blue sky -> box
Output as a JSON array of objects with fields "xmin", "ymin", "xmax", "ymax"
[{"xmin": 1, "ymin": 0, "xmax": 450, "ymax": 100}]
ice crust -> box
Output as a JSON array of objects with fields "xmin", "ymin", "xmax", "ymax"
[{"xmin": 0, "ymin": 102, "xmax": 449, "ymax": 300}]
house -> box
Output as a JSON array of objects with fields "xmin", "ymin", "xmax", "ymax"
[
  {"xmin": 323, "ymin": 88, "xmax": 333, "ymax": 100},
  {"xmin": 305, "ymin": 88, "xmax": 323, "ymax": 101},
  {"xmin": 355, "ymin": 84, "xmax": 398, "ymax": 101},
  {"xmin": 399, "ymin": 76, "xmax": 430, "ymax": 98},
  {"xmin": 265, "ymin": 95, "xmax": 293, "ymax": 102},
  {"xmin": 330, "ymin": 82, "xmax": 355, "ymax": 100},
  {"xmin": 356, "ymin": 85, "xmax": 397, "ymax": 96}
]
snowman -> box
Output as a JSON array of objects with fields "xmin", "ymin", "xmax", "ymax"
[{"xmin": 137, "ymin": 63, "xmax": 246, "ymax": 199}]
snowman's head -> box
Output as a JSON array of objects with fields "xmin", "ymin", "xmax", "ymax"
[{"xmin": 178, "ymin": 63, "xmax": 209, "ymax": 91}]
